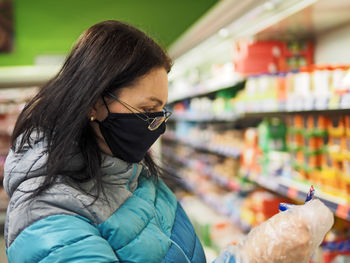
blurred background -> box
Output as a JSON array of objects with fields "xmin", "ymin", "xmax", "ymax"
[{"xmin": 1, "ymin": 0, "xmax": 350, "ymax": 262}]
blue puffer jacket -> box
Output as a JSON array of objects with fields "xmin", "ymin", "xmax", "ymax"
[{"xmin": 3, "ymin": 134, "xmax": 236, "ymax": 262}]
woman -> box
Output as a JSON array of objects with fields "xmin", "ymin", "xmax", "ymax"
[{"xmin": 4, "ymin": 20, "xmax": 333, "ymax": 263}]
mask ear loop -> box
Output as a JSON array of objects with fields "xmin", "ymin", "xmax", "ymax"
[{"xmin": 102, "ymin": 96, "xmax": 111, "ymax": 114}]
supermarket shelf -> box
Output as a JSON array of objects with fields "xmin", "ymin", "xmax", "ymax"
[
  {"xmin": 162, "ymin": 134, "xmax": 241, "ymax": 159},
  {"xmin": 189, "ymin": 185, "xmax": 251, "ymax": 233},
  {"xmin": 170, "ymin": 108, "xmax": 350, "ymax": 123},
  {"xmin": 0, "ymin": 65, "xmax": 61, "ymax": 88},
  {"xmin": 169, "ymin": 0, "xmax": 333, "ymax": 58},
  {"xmin": 164, "ymin": 141, "xmax": 350, "ymax": 221},
  {"xmin": 244, "ymin": 108, "xmax": 350, "ymax": 118},
  {"xmin": 163, "ymin": 133, "xmax": 350, "ymax": 221},
  {"xmin": 166, "ymin": 166, "xmax": 251, "ymax": 232},
  {"xmin": 162, "ymin": 150, "xmax": 243, "ymax": 192},
  {"xmin": 168, "ymin": 77, "xmax": 244, "ymax": 104},
  {"xmin": 205, "ymin": 169, "xmax": 242, "ymax": 192},
  {"xmin": 170, "ymin": 112, "xmax": 240, "ymax": 122},
  {"xmin": 166, "ymin": 142, "xmax": 350, "ymax": 221},
  {"xmin": 245, "ymin": 173, "xmax": 350, "ymax": 221}
]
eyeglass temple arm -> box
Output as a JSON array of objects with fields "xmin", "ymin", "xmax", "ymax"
[{"xmin": 107, "ymin": 92, "xmax": 149, "ymax": 116}]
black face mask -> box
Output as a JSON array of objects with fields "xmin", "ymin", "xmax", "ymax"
[{"xmin": 96, "ymin": 110, "xmax": 166, "ymax": 163}]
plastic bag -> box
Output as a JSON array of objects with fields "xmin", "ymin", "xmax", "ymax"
[{"xmin": 215, "ymin": 199, "xmax": 334, "ymax": 263}]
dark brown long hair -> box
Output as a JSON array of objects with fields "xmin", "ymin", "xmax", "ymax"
[{"xmin": 12, "ymin": 20, "xmax": 172, "ymax": 199}]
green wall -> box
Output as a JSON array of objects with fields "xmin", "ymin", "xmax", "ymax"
[{"xmin": 0, "ymin": 0, "xmax": 217, "ymax": 66}]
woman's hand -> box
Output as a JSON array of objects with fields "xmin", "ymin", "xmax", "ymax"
[{"xmin": 216, "ymin": 199, "xmax": 334, "ymax": 263}]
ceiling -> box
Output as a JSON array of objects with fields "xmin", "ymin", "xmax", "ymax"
[{"xmin": 0, "ymin": 0, "xmax": 218, "ymax": 66}]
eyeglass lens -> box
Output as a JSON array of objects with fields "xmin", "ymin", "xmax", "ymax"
[{"xmin": 148, "ymin": 116, "xmax": 166, "ymax": 130}]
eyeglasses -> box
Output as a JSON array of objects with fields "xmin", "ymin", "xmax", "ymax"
[{"xmin": 107, "ymin": 92, "xmax": 172, "ymax": 131}]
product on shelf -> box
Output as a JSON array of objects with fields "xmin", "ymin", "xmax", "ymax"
[
  {"xmin": 233, "ymin": 40, "xmax": 313, "ymax": 76},
  {"xmin": 240, "ymin": 128, "xmax": 262, "ymax": 175},
  {"xmin": 287, "ymin": 115, "xmax": 327, "ymax": 183},
  {"xmin": 163, "ymin": 142, "xmax": 241, "ymax": 185},
  {"xmin": 235, "ymin": 113, "xmax": 350, "ymax": 205},
  {"xmin": 212, "ymin": 89, "xmax": 242, "ymax": 117},
  {"xmin": 162, "ymin": 117, "xmax": 350, "ymax": 261},
  {"xmin": 164, "ymin": 5, "xmax": 350, "ymax": 262},
  {"xmin": 164, "ymin": 122, "xmax": 244, "ymax": 156},
  {"xmin": 173, "ymin": 100, "xmax": 188, "ymax": 114},
  {"xmin": 283, "ymin": 113, "xmax": 350, "ymax": 202},
  {"xmin": 242, "ymin": 118, "xmax": 289, "ymax": 177},
  {"xmin": 179, "ymin": 194, "xmax": 245, "ymax": 255},
  {"xmin": 230, "ymin": 65, "xmax": 350, "ymax": 114},
  {"xmin": 258, "ymin": 118, "xmax": 287, "ymax": 153},
  {"xmin": 209, "ymin": 129, "xmax": 244, "ymax": 153},
  {"xmin": 162, "ymin": 140, "xmax": 256, "ymax": 230},
  {"xmin": 169, "ymin": 64, "xmax": 350, "ymax": 120},
  {"xmin": 168, "ymin": 60, "xmax": 239, "ymax": 103},
  {"xmin": 171, "ymin": 84, "xmax": 244, "ymax": 120},
  {"xmin": 212, "ymin": 157, "xmax": 240, "ymax": 180},
  {"xmin": 240, "ymin": 190, "xmax": 290, "ymax": 227},
  {"xmin": 318, "ymin": 218, "xmax": 350, "ymax": 263},
  {"xmin": 233, "ymin": 40, "xmax": 284, "ymax": 75}
]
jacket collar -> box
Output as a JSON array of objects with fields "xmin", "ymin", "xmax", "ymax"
[{"xmin": 4, "ymin": 133, "xmax": 144, "ymax": 197}]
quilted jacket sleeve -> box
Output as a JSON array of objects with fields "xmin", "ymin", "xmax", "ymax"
[{"xmin": 6, "ymin": 214, "xmax": 119, "ymax": 263}]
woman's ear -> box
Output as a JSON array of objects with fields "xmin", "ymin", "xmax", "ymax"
[
  {"xmin": 89, "ymin": 109, "xmax": 96, "ymax": 121},
  {"xmin": 91, "ymin": 98, "xmax": 109, "ymax": 122},
  {"xmin": 89, "ymin": 99, "xmax": 100, "ymax": 121}
]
